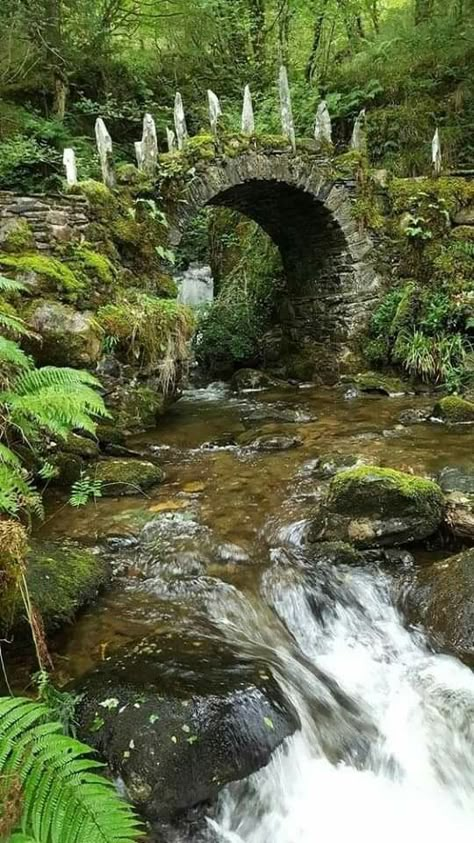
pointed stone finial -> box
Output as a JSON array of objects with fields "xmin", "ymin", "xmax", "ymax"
[
  {"xmin": 174, "ymin": 93, "xmax": 188, "ymax": 150},
  {"xmin": 278, "ymin": 66, "xmax": 296, "ymax": 153},
  {"xmin": 63, "ymin": 148, "xmax": 77, "ymax": 186},
  {"xmin": 166, "ymin": 127, "xmax": 176, "ymax": 153},
  {"xmin": 432, "ymin": 128, "xmax": 442, "ymax": 176},
  {"xmin": 351, "ymin": 108, "xmax": 367, "ymax": 152},
  {"xmin": 208, "ymin": 90, "xmax": 222, "ymax": 135},
  {"xmin": 139, "ymin": 112, "xmax": 158, "ymax": 176},
  {"xmin": 95, "ymin": 118, "xmax": 115, "ymax": 188},
  {"xmin": 134, "ymin": 141, "xmax": 144, "ymax": 170},
  {"xmin": 314, "ymin": 100, "xmax": 332, "ymax": 147},
  {"xmin": 241, "ymin": 85, "xmax": 255, "ymax": 135}
]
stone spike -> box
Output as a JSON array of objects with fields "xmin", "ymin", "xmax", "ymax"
[
  {"xmin": 350, "ymin": 108, "xmax": 366, "ymax": 152},
  {"xmin": 166, "ymin": 127, "xmax": 177, "ymax": 153},
  {"xmin": 314, "ymin": 100, "xmax": 332, "ymax": 147},
  {"xmin": 174, "ymin": 92, "xmax": 188, "ymax": 151},
  {"xmin": 208, "ymin": 89, "xmax": 222, "ymax": 135},
  {"xmin": 95, "ymin": 117, "xmax": 116, "ymax": 188},
  {"xmin": 62, "ymin": 148, "xmax": 77, "ymax": 186},
  {"xmin": 241, "ymin": 85, "xmax": 255, "ymax": 135},
  {"xmin": 432, "ymin": 128, "xmax": 442, "ymax": 176},
  {"xmin": 135, "ymin": 141, "xmax": 144, "ymax": 170},
  {"xmin": 141, "ymin": 112, "xmax": 159, "ymax": 176},
  {"xmin": 278, "ymin": 66, "xmax": 296, "ymax": 153}
]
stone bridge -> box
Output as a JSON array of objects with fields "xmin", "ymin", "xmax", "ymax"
[{"xmin": 166, "ymin": 148, "xmax": 380, "ymax": 348}]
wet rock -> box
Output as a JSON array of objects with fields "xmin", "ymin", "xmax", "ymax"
[
  {"xmin": 76, "ymin": 626, "xmax": 299, "ymax": 819},
  {"xmin": 444, "ymin": 492, "xmax": 474, "ymax": 542},
  {"xmin": 62, "ymin": 432, "xmax": 100, "ymax": 459},
  {"xmin": 431, "ymin": 395, "xmax": 474, "ymax": 424},
  {"xmin": 398, "ymin": 408, "xmax": 431, "ymax": 425},
  {"xmin": 403, "ymin": 548, "xmax": 474, "ymax": 664},
  {"xmin": 230, "ymin": 368, "xmax": 283, "ymax": 392},
  {"xmin": 92, "ymin": 459, "xmax": 165, "ymax": 496},
  {"xmin": 307, "ymin": 453, "xmax": 372, "ymax": 480},
  {"xmin": 341, "ymin": 371, "xmax": 409, "ymax": 397},
  {"xmin": 105, "ymin": 383, "xmax": 168, "ymax": 434},
  {"xmin": 308, "ymin": 466, "xmax": 444, "ymax": 548},
  {"xmin": 1, "ymin": 541, "xmax": 110, "ymax": 633},
  {"xmin": 241, "ymin": 405, "xmax": 316, "ymax": 426},
  {"xmin": 343, "ymin": 387, "xmax": 359, "ymax": 400},
  {"xmin": 239, "ymin": 431, "xmax": 302, "ymax": 451},
  {"xmin": 303, "ymin": 541, "xmax": 365, "ymax": 567},
  {"xmin": 361, "ymin": 548, "xmax": 415, "ymax": 567},
  {"xmin": 27, "ymin": 301, "xmax": 102, "ymax": 367},
  {"xmin": 97, "ymin": 354, "xmax": 122, "ymax": 379},
  {"xmin": 438, "ymin": 466, "xmax": 474, "ymax": 495}
]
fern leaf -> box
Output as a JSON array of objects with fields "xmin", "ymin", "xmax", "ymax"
[
  {"xmin": 0, "ymin": 312, "xmax": 35, "ymax": 339},
  {"xmin": 0, "ymin": 275, "xmax": 27, "ymax": 295},
  {"xmin": 0, "ymin": 698, "xmax": 143, "ymax": 843},
  {"xmin": 0, "ymin": 443, "xmax": 21, "ymax": 467},
  {"xmin": 13, "ymin": 367, "xmax": 101, "ymax": 397},
  {"xmin": 0, "ymin": 337, "xmax": 32, "ymax": 371}
]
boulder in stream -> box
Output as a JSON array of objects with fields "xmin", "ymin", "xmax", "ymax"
[
  {"xmin": 308, "ymin": 466, "xmax": 445, "ymax": 548},
  {"xmin": 230, "ymin": 368, "xmax": 285, "ymax": 392},
  {"xmin": 341, "ymin": 371, "xmax": 410, "ymax": 397},
  {"xmin": 76, "ymin": 626, "xmax": 299, "ymax": 819},
  {"xmin": 92, "ymin": 458, "xmax": 165, "ymax": 496},
  {"xmin": 431, "ymin": 395, "xmax": 474, "ymax": 424},
  {"xmin": 402, "ymin": 548, "xmax": 474, "ymax": 665}
]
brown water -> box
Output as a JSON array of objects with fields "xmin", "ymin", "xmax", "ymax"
[{"xmin": 28, "ymin": 381, "xmax": 473, "ymax": 687}]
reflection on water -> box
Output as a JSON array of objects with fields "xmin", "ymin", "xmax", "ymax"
[{"xmin": 27, "ymin": 380, "xmax": 474, "ymax": 840}]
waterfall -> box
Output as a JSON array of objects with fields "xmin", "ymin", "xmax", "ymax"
[{"xmin": 177, "ymin": 263, "xmax": 214, "ymax": 308}]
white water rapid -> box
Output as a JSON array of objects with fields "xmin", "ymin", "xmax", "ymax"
[
  {"xmin": 207, "ymin": 558, "xmax": 474, "ymax": 843},
  {"xmin": 177, "ymin": 263, "xmax": 214, "ymax": 308}
]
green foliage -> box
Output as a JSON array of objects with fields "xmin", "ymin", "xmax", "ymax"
[
  {"xmin": 0, "ymin": 696, "xmax": 142, "ymax": 842},
  {"xmin": 0, "ymin": 254, "xmax": 85, "ymax": 296},
  {"xmin": 97, "ymin": 293, "xmax": 194, "ymax": 390},
  {"xmin": 69, "ymin": 473, "xmax": 103, "ymax": 507},
  {"xmin": 0, "ymin": 279, "xmax": 109, "ymax": 519}
]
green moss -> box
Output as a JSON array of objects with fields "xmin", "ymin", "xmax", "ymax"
[
  {"xmin": 256, "ymin": 134, "xmax": 291, "ymax": 150},
  {"xmin": 112, "ymin": 217, "xmax": 142, "ymax": 245},
  {"xmin": 347, "ymin": 371, "xmax": 408, "ymax": 395},
  {"xmin": 432, "ymin": 395, "xmax": 474, "ymax": 423},
  {"xmin": 116, "ymin": 163, "xmax": 141, "ymax": 184},
  {"xmin": 91, "ymin": 459, "xmax": 165, "ymax": 495},
  {"xmin": 71, "ymin": 245, "xmax": 115, "ymax": 285},
  {"xmin": 1, "ymin": 219, "xmax": 35, "ymax": 253},
  {"xmin": 26, "ymin": 542, "xmax": 110, "ymax": 630},
  {"xmin": 107, "ymin": 384, "xmax": 167, "ymax": 432},
  {"xmin": 329, "ymin": 466, "xmax": 444, "ymax": 518},
  {"xmin": 452, "ymin": 225, "xmax": 474, "ymax": 242},
  {"xmin": 0, "ymin": 252, "xmax": 85, "ymax": 294}
]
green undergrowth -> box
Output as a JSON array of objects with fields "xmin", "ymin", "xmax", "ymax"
[{"xmin": 0, "ymin": 253, "xmax": 85, "ymax": 296}]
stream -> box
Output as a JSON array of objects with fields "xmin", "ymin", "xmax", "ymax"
[{"xmin": 37, "ymin": 382, "xmax": 474, "ymax": 839}]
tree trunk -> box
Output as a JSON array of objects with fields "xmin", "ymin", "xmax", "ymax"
[
  {"xmin": 278, "ymin": 0, "xmax": 291, "ymax": 67},
  {"xmin": 305, "ymin": 0, "xmax": 330, "ymax": 82}
]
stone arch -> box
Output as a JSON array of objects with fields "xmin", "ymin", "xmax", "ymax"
[{"xmin": 167, "ymin": 151, "xmax": 380, "ymax": 348}]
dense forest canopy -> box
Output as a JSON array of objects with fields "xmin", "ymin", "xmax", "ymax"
[{"xmin": 0, "ymin": 0, "xmax": 473, "ymax": 189}]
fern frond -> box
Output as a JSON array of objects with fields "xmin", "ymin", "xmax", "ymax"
[
  {"xmin": 0, "ymin": 697, "xmax": 143, "ymax": 843},
  {"xmin": 6, "ymin": 389, "xmax": 108, "ymax": 439},
  {"xmin": 0, "ymin": 337, "xmax": 32, "ymax": 371},
  {"xmin": 0, "ymin": 312, "xmax": 35, "ymax": 339},
  {"xmin": 13, "ymin": 367, "xmax": 101, "ymax": 397},
  {"xmin": 0, "ymin": 275, "xmax": 26, "ymax": 295},
  {"xmin": 0, "ymin": 464, "xmax": 43, "ymax": 518},
  {"xmin": 0, "ymin": 443, "xmax": 21, "ymax": 467}
]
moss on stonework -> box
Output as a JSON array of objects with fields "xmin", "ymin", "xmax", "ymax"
[
  {"xmin": 451, "ymin": 225, "xmax": 474, "ymax": 242},
  {"xmin": 71, "ymin": 179, "xmax": 116, "ymax": 215},
  {"xmin": 432, "ymin": 395, "xmax": 474, "ymax": 423},
  {"xmin": 70, "ymin": 244, "xmax": 115, "ymax": 285},
  {"xmin": 1, "ymin": 219, "xmax": 35, "ymax": 253},
  {"xmin": 0, "ymin": 252, "xmax": 85, "ymax": 294}
]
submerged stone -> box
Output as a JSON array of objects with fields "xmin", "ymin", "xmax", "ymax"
[
  {"xmin": 230, "ymin": 368, "xmax": 283, "ymax": 393},
  {"xmin": 308, "ymin": 466, "xmax": 445, "ymax": 548},
  {"xmin": 92, "ymin": 459, "xmax": 165, "ymax": 496},
  {"xmin": 76, "ymin": 626, "xmax": 299, "ymax": 819},
  {"xmin": 342, "ymin": 372, "xmax": 409, "ymax": 397}
]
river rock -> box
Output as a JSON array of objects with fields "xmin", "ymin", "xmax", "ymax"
[
  {"xmin": 76, "ymin": 626, "xmax": 299, "ymax": 819},
  {"xmin": 230, "ymin": 368, "xmax": 283, "ymax": 392},
  {"xmin": 398, "ymin": 408, "xmax": 431, "ymax": 425},
  {"xmin": 341, "ymin": 372, "xmax": 409, "ymax": 397},
  {"xmin": 444, "ymin": 492, "xmax": 474, "ymax": 542},
  {"xmin": 438, "ymin": 466, "xmax": 474, "ymax": 494},
  {"xmin": 308, "ymin": 466, "xmax": 445, "ymax": 548},
  {"xmin": 307, "ymin": 453, "xmax": 372, "ymax": 480},
  {"xmin": 92, "ymin": 459, "xmax": 165, "ymax": 496},
  {"xmin": 27, "ymin": 301, "xmax": 102, "ymax": 367},
  {"xmin": 105, "ymin": 383, "xmax": 168, "ymax": 434},
  {"xmin": 403, "ymin": 549, "xmax": 474, "ymax": 665},
  {"xmin": 431, "ymin": 395, "xmax": 474, "ymax": 424},
  {"xmin": 238, "ymin": 428, "xmax": 302, "ymax": 451}
]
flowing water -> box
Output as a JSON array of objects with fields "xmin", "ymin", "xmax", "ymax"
[{"xmin": 34, "ymin": 381, "xmax": 474, "ymax": 840}]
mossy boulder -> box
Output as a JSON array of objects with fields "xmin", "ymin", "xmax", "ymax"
[
  {"xmin": 62, "ymin": 433, "xmax": 100, "ymax": 460},
  {"xmin": 307, "ymin": 453, "xmax": 372, "ymax": 480},
  {"xmin": 451, "ymin": 225, "xmax": 474, "ymax": 242},
  {"xmin": 342, "ymin": 371, "xmax": 409, "ymax": 396},
  {"xmin": 27, "ymin": 301, "xmax": 102, "ymax": 367},
  {"xmin": 105, "ymin": 384, "xmax": 168, "ymax": 434},
  {"xmin": 26, "ymin": 542, "xmax": 110, "ymax": 630},
  {"xmin": 308, "ymin": 466, "xmax": 444, "ymax": 548},
  {"xmin": 0, "ymin": 218, "xmax": 35, "ymax": 253},
  {"xmin": 403, "ymin": 549, "xmax": 474, "ymax": 665},
  {"xmin": 91, "ymin": 459, "xmax": 165, "ymax": 496},
  {"xmin": 431, "ymin": 395, "xmax": 474, "ymax": 424},
  {"xmin": 0, "ymin": 253, "xmax": 85, "ymax": 297},
  {"xmin": 76, "ymin": 625, "xmax": 299, "ymax": 819}
]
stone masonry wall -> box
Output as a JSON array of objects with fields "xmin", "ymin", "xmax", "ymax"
[{"xmin": 0, "ymin": 192, "xmax": 90, "ymax": 252}]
